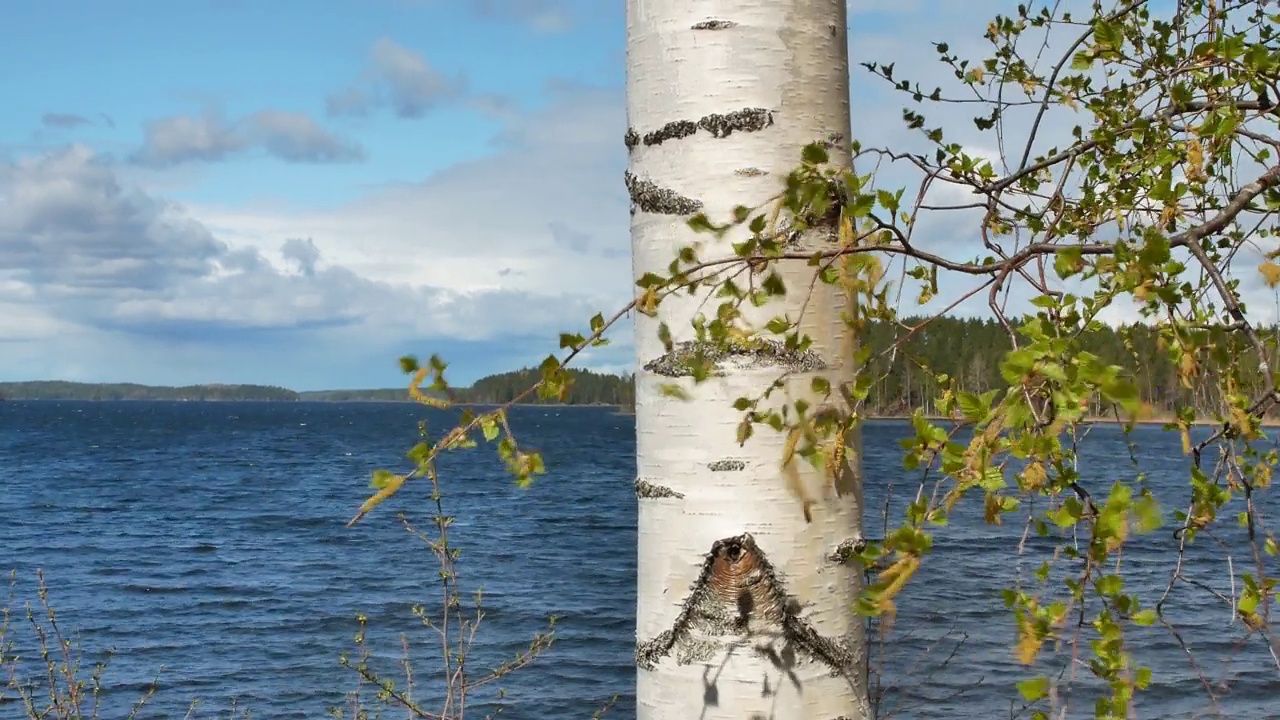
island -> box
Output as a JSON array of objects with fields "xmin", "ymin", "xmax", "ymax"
[{"xmin": 0, "ymin": 368, "xmax": 636, "ymax": 407}]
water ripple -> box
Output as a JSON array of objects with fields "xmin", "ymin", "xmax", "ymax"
[{"xmin": 1, "ymin": 402, "xmax": 1277, "ymax": 719}]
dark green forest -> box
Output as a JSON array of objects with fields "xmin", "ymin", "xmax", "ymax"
[
  {"xmin": 0, "ymin": 369, "xmax": 636, "ymax": 406},
  {"xmin": 300, "ymin": 368, "xmax": 636, "ymax": 406},
  {"xmin": 3, "ymin": 317, "xmax": 1275, "ymax": 418},
  {"xmin": 856, "ymin": 316, "xmax": 1279, "ymax": 419},
  {"xmin": 462, "ymin": 367, "xmax": 636, "ymax": 406},
  {"xmin": 0, "ymin": 381, "xmax": 298, "ymax": 402}
]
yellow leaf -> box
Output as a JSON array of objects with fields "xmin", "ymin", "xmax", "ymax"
[
  {"xmin": 781, "ymin": 426, "xmax": 802, "ymax": 468},
  {"xmin": 984, "ymin": 493, "xmax": 1003, "ymax": 525},
  {"xmin": 872, "ymin": 554, "xmax": 920, "ymax": 618},
  {"xmin": 347, "ymin": 473, "xmax": 407, "ymax": 526},
  {"xmin": 1015, "ymin": 619, "xmax": 1044, "ymax": 665},
  {"xmin": 779, "ymin": 425, "xmax": 816, "ymax": 520},
  {"xmin": 1259, "ymin": 261, "xmax": 1280, "ymax": 288},
  {"xmin": 1179, "ymin": 352, "xmax": 1197, "ymax": 389},
  {"xmin": 1185, "ymin": 138, "xmax": 1206, "ymax": 182},
  {"xmin": 637, "ymin": 287, "xmax": 659, "ymax": 316},
  {"xmin": 1019, "ymin": 462, "xmax": 1047, "ymax": 492}
]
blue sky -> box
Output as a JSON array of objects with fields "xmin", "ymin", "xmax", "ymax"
[
  {"xmin": 3, "ymin": 0, "xmax": 1239, "ymax": 391},
  {"xmin": 0, "ymin": 0, "xmax": 631, "ymax": 390}
]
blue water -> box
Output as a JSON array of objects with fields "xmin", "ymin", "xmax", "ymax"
[{"xmin": 0, "ymin": 402, "xmax": 1277, "ymax": 719}]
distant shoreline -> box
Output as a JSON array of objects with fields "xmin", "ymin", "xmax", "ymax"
[
  {"xmin": 0, "ymin": 371, "xmax": 634, "ymax": 406},
  {"xmin": 0, "ymin": 394, "xmax": 624, "ymax": 407},
  {"xmin": 866, "ymin": 413, "xmax": 1280, "ymax": 428},
  {"xmin": 4, "ymin": 396, "xmax": 1270, "ymax": 428}
]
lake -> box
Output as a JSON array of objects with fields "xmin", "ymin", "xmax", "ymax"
[{"xmin": 0, "ymin": 401, "xmax": 1275, "ymax": 719}]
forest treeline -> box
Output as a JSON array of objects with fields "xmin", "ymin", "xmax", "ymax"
[
  {"xmin": 0, "ymin": 368, "xmax": 635, "ymax": 406},
  {"xmin": 0, "ymin": 381, "xmax": 298, "ymax": 402},
  {"xmin": 856, "ymin": 316, "xmax": 1279, "ymax": 419},
  {"xmin": 299, "ymin": 368, "xmax": 637, "ymax": 406},
  {"xmin": 3, "ymin": 317, "xmax": 1275, "ymax": 416}
]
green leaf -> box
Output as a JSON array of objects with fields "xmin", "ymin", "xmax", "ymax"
[
  {"xmin": 480, "ymin": 414, "xmax": 501, "ymax": 442},
  {"xmin": 687, "ymin": 213, "xmax": 714, "ymax": 233},
  {"xmin": 370, "ymin": 468, "xmax": 398, "ymax": 490},
  {"xmin": 876, "ymin": 189, "xmax": 901, "ymax": 215},
  {"xmin": 636, "ymin": 272, "xmax": 666, "ymax": 288},
  {"xmin": 802, "ymin": 142, "xmax": 829, "ymax": 165},
  {"xmin": 1100, "ymin": 377, "xmax": 1140, "ymax": 413},
  {"xmin": 1096, "ymin": 574, "xmax": 1124, "ymax": 596},
  {"xmin": 657, "ymin": 322, "xmax": 674, "ymax": 352},
  {"xmin": 1017, "ymin": 676, "xmax": 1049, "ymax": 702},
  {"xmin": 848, "ymin": 193, "xmax": 875, "ymax": 218},
  {"xmin": 956, "ymin": 391, "xmax": 988, "ymax": 421},
  {"xmin": 659, "ymin": 383, "xmax": 691, "ymax": 400},
  {"xmin": 1131, "ymin": 609, "xmax": 1158, "ymax": 626}
]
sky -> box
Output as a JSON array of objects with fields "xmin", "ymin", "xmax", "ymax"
[{"xmin": 0, "ymin": 0, "xmax": 1269, "ymax": 390}]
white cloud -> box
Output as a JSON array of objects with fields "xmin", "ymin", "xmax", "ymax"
[
  {"xmin": 0, "ymin": 85, "xmax": 633, "ymax": 386},
  {"xmin": 327, "ymin": 38, "xmax": 466, "ymax": 119},
  {"xmin": 133, "ymin": 109, "xmax": 364, "ymax": 167},
  {"xmin": 195, "ymin": 83, "xmax": 630, "ymax": 306}
]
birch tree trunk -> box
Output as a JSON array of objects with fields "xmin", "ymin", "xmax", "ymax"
[{"xmin": 627, "ymin": 1, "xmax": 868, "ymax": 718}]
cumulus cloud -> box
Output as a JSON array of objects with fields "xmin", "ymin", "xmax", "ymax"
[
  {"xmin": 200, "ymin": 83, "xmax": 630, "ymax": 304},
  {"xmin": 0, "ymin": 96, "xmax": 624, "ymax": 385},
  {"xmin": 280, "ymin": 237, "xmax": 321, "ymax": 276},
  {"xmin": 132, "ymin": 109, "xmax": 363, "ymax": 167},
  {"xmin": 327, "ymin": 38, "xmax": 465, "ymax": 119},
  {"xmin": 0, "ymin": 145, "xmax": 223, "ymax": 291},
  {"xmin": 40, "ymin": 113, "xmax": 93, "ymax": 129}
]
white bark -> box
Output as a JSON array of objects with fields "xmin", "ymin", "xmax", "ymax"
[{"xmin": 628, "ymin": 1, "xmax": 867, "ymax": 718}]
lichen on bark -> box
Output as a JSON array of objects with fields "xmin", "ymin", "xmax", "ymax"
[
  {"xmin": 707, "ymin": 459, "xmax": 746, "ymax": 472},
  {"xmin": 624, "ymin": 172, "xmax": 703, "ymax": 215},
  {"xmin": 643, "ymin": 338, "xmax": 826, "ymax": 378},
  {"xmin": 636, "ymin": 478, "xmax": 684, "ymax": 499}
]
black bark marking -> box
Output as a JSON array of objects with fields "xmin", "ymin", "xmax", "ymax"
[
  {"xmin": 636, "ymin": 478, "xmax": 684, "ymax": 499},
  {"xmin": 624, "ymin": 128, "xmax": 639, "ymax": 152},
  {"xmin": 644, "ymin": 339, "xmax": 826, "ymax": 378},
  {"xmin": 692, "ymin": 19, "xmax": 737, "ymax": 30},
  {"xmin": 735, "ymin": 167, "xmax": 768, "ymax": 177},
  {"xmin": 635, "ymin": 533, "xmax": 856, "ymax": 674},
  {"xmin": 698, "ymin": 107, "xmax": 773, "ymax": 138},
  {"xmin": 643, "ymin": 120, "xmax": 697, "ymax": 146},
  {"xmin": 624, "ymin": 172, "xmax": 702, "ymax": 216},
  {"xmin": 828, "ymin": 538, "xmax": 868, "ymax": 565},
  {"xmin": 635, "ymin": 107, "xmax": 774, "ymax": 149},
  {"xmin": 708, "ymin": 459, "xmax": 746, "ymax": 472}
]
